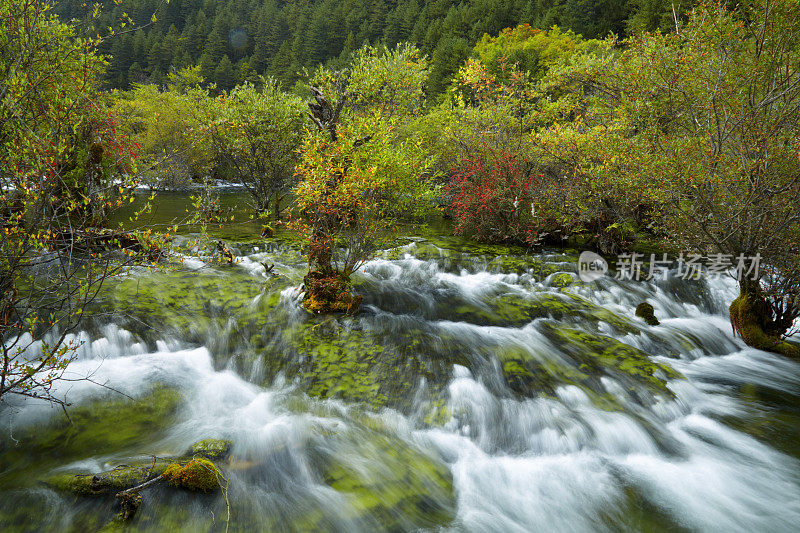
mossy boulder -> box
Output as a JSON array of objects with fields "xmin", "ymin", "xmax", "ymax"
[
  {"xmin": 162, "ymin": 458, "xmax": 220, "ymax": 492},
  {"xmin": 188, "ymin": 438, "xmax": 232, "ymax": 460},
  {"xmin": 315, "ymin": 432, "xmax": 455, "ymax": 530},
  {"xmin": 277, "ymin": 320, "xmax": 456, "ymax": 411},
  {"xmin": 730, "ymin": 292, "xmax": 800, "ymax": 359},
  {"xmin": 92, "ymin": 260, "xmax": 293, "ymax": 348},
  {"xmin": 548, "ymin": 272, "xmax": 578, "ymax": 288},
  {"xmin": 495, "ymin": 344, "xmax": 625, "ymax": 411},
  {"xmin": 635, "ymin": 302, "xmax": 660, "ymax": 326},
  {"xmin": 536, "ymin": 323, "xmax": 681, "ymax": 398},
  {"xmin": 0, "ymin": 386, "xmax": 181, "ymax": 489},
  {"xmin": 453, "ymin": 291, "xmax": 638, "ymax": 333}
]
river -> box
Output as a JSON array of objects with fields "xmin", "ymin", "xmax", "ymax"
[{"xmin": 1, "ymin": 193, "xmax": 799, "ymax": 532}]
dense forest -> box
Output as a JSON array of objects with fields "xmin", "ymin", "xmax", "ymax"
[{"xmin": 57, "ymin": 0, "xmax": 679, "ymax": 91}]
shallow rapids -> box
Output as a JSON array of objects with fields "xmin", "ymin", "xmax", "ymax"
[{"xmin": 1, "ymin": 235, "xmax": 799, "ymax": 532}]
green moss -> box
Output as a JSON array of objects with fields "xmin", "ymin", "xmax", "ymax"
[
  {"xmin": 162, "ymin": 459, "xmax": 220, "ymax": 492},
  {"xmin": 539, "ymin": 323, "xmax": 681, "ymax": 396},
  {"xmin": 730, "ymin": 293, "xmax": 800, "ymax": 359},
  {"xmin": 91, "ymin": 260, "xmax": 293, "ymax": 347},
  {"xmin": 317, "ymin": 432, "xmax": 455, "ymax": 530},
  {"xmin": 454, "ymin": 291, "xmax": 638, "ymax": 333},
  {"xmin": 0, "ymin": 386, "xmax": 182, "ymax": 489},
  {"xmin": 43, "ymin": 459, "xmax": 173, "ymax": 495},
  {"xmin": 188, "ymin": 439, "xmax": 232, "ymax": 460},
  {"xmin": 421, "ymin": 399, "xmax": 452, "ymax": 427},
  {"xmin": 549, "ymin": 272, "xmax": 577, "ymax": 288},
  {"xmin": 277, "ymin": 320, "xmax": 456, "ymax": 411},
  {"xmin": 635, "ymin": 302, "xmax": 660, "ymax": 326},
  {"xmin": 43, "ymin": 472, "xmax": 97, "ymax": 495}
]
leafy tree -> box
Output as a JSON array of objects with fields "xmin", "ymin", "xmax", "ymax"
[
  {"xmin": 1, "ymin": 0, "xmax": 157, "ymax": 405},
  {"xmin": 294, "ymin": 44, "xmax": 437, "ymax": 314},
  {"xmin": 112, "ymin": 66, "xmax": 215, "ymax": 189},
  {"xmin": 536, "ymin": 1, "xmax": 800, "ymax": 356},
  {"xmin": 210, "ymin": 77, "xmax": 305, "ymax": 217}
]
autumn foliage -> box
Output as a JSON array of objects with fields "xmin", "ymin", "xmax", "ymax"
[{"xmin": 446, "ymin": 148, "xmax": 548, "ymax": 244}]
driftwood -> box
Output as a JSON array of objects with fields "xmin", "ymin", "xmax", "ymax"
[
  {"xmin": 47, "ymin": 228, "xmax": 164, "ymax": 261},
  {"xmin": 307, "ymin": 86, "xmax": 347, "ymax": 142},
  {"xmin": 115, "ymin": 474, "xmax": 165, "ymax": 521}
]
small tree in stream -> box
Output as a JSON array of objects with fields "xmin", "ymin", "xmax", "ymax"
[
  {"xmin": 210, "ymin": 77, "xmax": 305, "ymax": 218},
  {"xmin": 294, "ymin": 45, "xmax": 436, "ymax": 314}
]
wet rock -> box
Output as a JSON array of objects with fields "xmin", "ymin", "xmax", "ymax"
[
  {"xmin": 635, "ymin": 302, "xmax": 660, "ymax": 325},
  {"xmin": 537, "ymin": 322, "xmax": 681, "ymax": 398},
  {"xmin": 188, "ymin": 438, "xmax": 232, "ymax": 460},
  {"xmin": 0, "ymin": 386, "xmax": 181, "ymax": 488},
  {"xmin": 316, "ymin": 431, "xmax": 455, "ymax": 530}
]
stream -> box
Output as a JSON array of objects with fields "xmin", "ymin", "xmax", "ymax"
[{"xmin": 1, "ymin": 194, "xmax": 799, "ymax": 532}]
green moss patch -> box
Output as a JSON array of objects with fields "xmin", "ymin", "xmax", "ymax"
[
  {"xmin": 162, "ymin": 459, "xmax": 220, "ymax": 492},
  {"xmin": 0, "ymin": 386, "xmax": 182, "ymax": 489}
]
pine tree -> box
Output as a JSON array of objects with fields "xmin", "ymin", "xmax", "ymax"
[{"xmin": 214, "ymin": 55, "xmax": 235, "ymax": 89}]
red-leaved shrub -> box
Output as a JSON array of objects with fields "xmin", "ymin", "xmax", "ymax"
[{"xmin": 445, "ymin": 148, "xmax": 548, "ymax": 244}]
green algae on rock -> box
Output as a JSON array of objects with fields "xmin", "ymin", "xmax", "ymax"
[
  {"xmin": 316, "ymin": 432, "xmax": 455, "ymax": 530},
  {"xmin": 0, "ymin": 386, "xmax": 182, "ymax": 489},
  {"xmin": 537, "ymin": 323, "xmax": 681, "ymax": 398},
  {"xmin": 277, "ymin": 319, "xmax": 456, "ymax": 411},
  {"xmin": 452, "ymin": 291, "xmax": 639, "ymax": 333},
  {"xmin": 491, "ymin": 322, "xmax": 683, "ymax": 403}
]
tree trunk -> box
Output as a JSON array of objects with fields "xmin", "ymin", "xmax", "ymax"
[{"xmin": 730, "ymin": 280, "xmax": 799, "ymax": 359}]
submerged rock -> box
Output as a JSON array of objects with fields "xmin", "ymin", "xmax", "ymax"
[
  {"xmin": 314, "ymin": 430, "xmax": 455, "ymax": 530},
  {"xmin": 539, "ymin": 323, "xmax": 681, "ymax": 397},
  {"xmin": 0, "ymin": 386, "xmax": 182, "ymax": 489},
  {"xmin": 495, "ymin": 322, "xmax": 682, "ymax": 404}
]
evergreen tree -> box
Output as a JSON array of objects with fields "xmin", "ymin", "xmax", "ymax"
[{"xmin": 214, "ymin": 54, "xmax": 236, "ymax": 89}]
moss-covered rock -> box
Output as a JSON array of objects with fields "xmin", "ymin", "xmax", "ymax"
[
  {"xmin": 635, "ymin": 302, "xmax": 660, "ymax": 326},
  {"xmin": 548, "ymin": 272, "xmax": 577, "ymax": 288},
  {"xmin": 536, "ymin": 323, "xmax": 681, "ymax": 398},
  {"xmin": 91, "ymin": 258, "xmax": 294, "ymax": 349},
  {"xmin": 495, "ymin": 344, "xmax": 625, "ymax": 411},
  {"xmin": 452, "ymin": 291, "xmax": 638, "ymax": 333},
  {"xmin": 314, "ymin": 431, "xmax": 455, "ymax": 530},
  {"xmin": 0, "ymin": 386, "xmax": 182, "ymax": 489},
  {"xmin": 162, "ymin": 459, "xmax": 220, "ymax": 492},
  {"xmin": 188, "ymin": 439, "xmax": 232, "ymax": 460},
  {"xmin": 730, "ymin": 292, "xmax": 799, "ymax": 359}
]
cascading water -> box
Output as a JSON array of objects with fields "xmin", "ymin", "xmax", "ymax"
[{"xmin": 1, "ymin": 233, "xmax": 798, "ymax": 532}]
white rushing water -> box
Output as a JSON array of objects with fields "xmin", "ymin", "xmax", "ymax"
[{"xmin": 2, "ymin": 244, "xmax": 799, "ymax": 532}]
